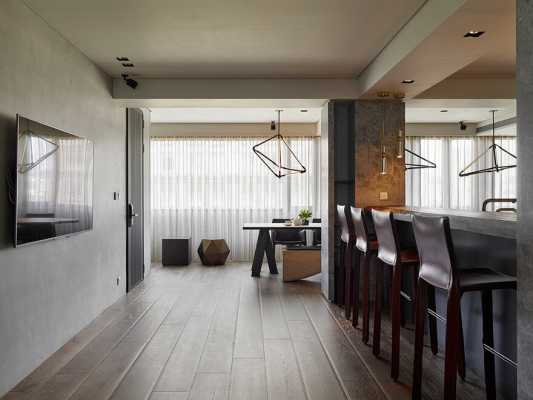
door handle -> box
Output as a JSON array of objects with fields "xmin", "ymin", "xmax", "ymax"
[{"xmin": 127, "ymin": 203, "xmax": 139, "ymax": 227}]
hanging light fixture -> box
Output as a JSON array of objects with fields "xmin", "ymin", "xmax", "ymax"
[
  {"xmin": 252, "ymin": 110, "xmax": 306, "ymax": 178},
  {"xmin": 396, "ymin": 129, "xmax": 404, "ymax": 159},
  {"xmin": 458, "ymin": 110, "xmax": 517, "ymax": 177},
  {"xmin": 379, "ymin": 103, "xmax": 388, "ymax": 175}
]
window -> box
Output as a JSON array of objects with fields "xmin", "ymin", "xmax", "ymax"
[
  {"xmin": 405, "ymin": 136, "xmax": 517, "ymax": 211},
  {"xmin": 151, "ymin": 137, "xmax": 320, "ymax": 261}
]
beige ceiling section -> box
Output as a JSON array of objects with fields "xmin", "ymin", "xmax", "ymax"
[
  {"xmin": 358, "ymin": 0, "xmax": 515, "ymax": 100},
  {"xmin": 151, "ymin": 123, "xmax": 319, "ymax": 137},
  {"xmin": 24, "ymin": 0, "xmax": 424, "ymax": 78}
]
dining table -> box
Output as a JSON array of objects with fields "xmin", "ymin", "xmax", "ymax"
[{"xmin": 242, "ymin": 222, "xmax": 321, "ymax": 277}]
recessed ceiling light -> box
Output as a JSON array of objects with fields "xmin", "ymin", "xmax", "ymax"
[
  {"xmin": 464, "ymin": 31, "xmax": 485, "ymax": 38},
  {"xmin": 402, "ymin": 79, "xmax": 415, "ymax": 84},
  {"xmin": 300, "ymin": 109, "xmax": 308, "ymax": 113},
  {"xmin": 440, "ymin": 109, "xmax": 448, "ymax": 113},
  {"xmin": 116, "ymin": 56, "xmax": 130, "ymax": 62},
  {"xmin": 122, "ymin": 63, "xmax": 135, "ymax": 67}
]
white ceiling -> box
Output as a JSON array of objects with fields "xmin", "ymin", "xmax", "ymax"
[
  {"xmin": 406, "ymin": 108, "xmax": 508, "ymax": 123},
  {"xmin": 150, "ymin": 107, "xmax": 322, "ymax": 123},
  {"xmin": 24, "ymin": 0, "xmax": 425, "ymax": 78}
]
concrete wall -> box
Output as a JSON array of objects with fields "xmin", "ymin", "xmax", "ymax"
[
  {"xmin": 0, "ymin": 1, "xmax": 126, "ymax": 395},
  {"xmin": 517, "ymin": 1, "xmax": 533, "ymax": 398}
]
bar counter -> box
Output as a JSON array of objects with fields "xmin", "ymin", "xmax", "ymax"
[
  {"xmin": 375, "ymin": 206, "xmax": 517, "ymax": 398},
  {"xmin": 385, "ymin": 206, "xmax": 516, "ymax": 239}
]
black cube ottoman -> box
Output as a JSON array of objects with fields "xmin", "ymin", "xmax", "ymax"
[{"xmin": 162, "ymin": 237, "xmax": 192, "ymax": 266}]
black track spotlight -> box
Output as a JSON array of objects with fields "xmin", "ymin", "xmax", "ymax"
[{"xmin": 121, "ymin": 74, "xmax": 138, "ymax": 89}]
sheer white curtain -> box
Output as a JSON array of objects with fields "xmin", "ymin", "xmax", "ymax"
[
  {"xmin": 406, "ymin": 136, "xmax": 517, "ymax": 211},
  {"xmin": 151, "ymin": 137, "xmax": 320, "ymax": 261}
]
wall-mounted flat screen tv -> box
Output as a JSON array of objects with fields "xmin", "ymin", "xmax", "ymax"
[{"xmin": 15, "ymin": 115, "xmax": 94, "ymax": 247}]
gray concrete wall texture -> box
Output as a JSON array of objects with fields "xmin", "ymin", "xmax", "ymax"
[
  {"xmin": 517, "ymin": 1, "xmax": 533, "ymax": 398},
  {"xmin": 0, "ymin": 1, "xmax": 126, "ymax": 395}
]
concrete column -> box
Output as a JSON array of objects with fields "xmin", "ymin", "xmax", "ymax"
[{"xmin": 517, "ymin": 1, "xmax": 533, "ymax": 398}]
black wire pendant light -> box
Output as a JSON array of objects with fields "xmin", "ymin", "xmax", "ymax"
[
  {"xmin": 404, "ymin": 148, "xmax": 437, "ymax": 170},
  {"xmin": 458, "ymin": 110, "xmax": 517, "ymax": 177},
  {"xmin": 252, "ymin": 110, "xmax": 306, "ymax": 178}
]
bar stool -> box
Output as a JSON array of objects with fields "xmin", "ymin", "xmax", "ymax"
[
  {"xmin": 371, "ymin": 209, "xmax": 426, "ymax": 381},
  {"xmin": 350, "ymin": 207, "xmax": 378, "ymax": 341},
  {"xmin": 337, "ymin": 204, "xmax": 357, "ymax": 320},
  {"xmin": 411, "ymin": 215, "xmax": 517, "ymax": 400}
]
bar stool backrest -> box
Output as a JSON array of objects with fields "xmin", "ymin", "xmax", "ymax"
[
  {"xmin": 412, "ymin": 215, "xmax": 456, "ymax": 291},
  {"xmin": 337, "ymin": 204, "xmax": 353, "ymax": 244},
  {"xmin": 351, "ymin": 207, "xmax": 371, "ymax": 253},
  {"xmin": 372, "ymin": 209, "xmax": 400, "ymax": 266}
]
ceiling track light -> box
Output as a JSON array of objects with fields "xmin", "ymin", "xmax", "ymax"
[
  {"xmin": 121, "ymin": 74, "xmax": 138, "ymax": 89},
  {"xmin": 464, "ymin": 30, "xmax": 485, "ymax": 38},
  {"xmin": 122, "ymin": 63, "xmax": 135, "ymax": 67},
  {"xmin": 116, "ymin": 56, "xmax": 130, "ymax": 62}
]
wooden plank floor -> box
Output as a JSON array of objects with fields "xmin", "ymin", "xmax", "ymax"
[{"xmin": 1, "ymin": 262, "xmax": 485, "ymax": 400}]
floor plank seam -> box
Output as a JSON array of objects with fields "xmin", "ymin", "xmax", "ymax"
[
  {"xmin": 143, "ymin": 293, "xmax": 199, "ymax": 400},
  {"xmin": 7, "ymin": 286, "xmax": 150, "ymax": 398},
  {"xmin": 298, "ymin": 294, "xmax": 353, "ymax": 400},
  {"xmin": 227, "ymin": 274, "xmax": 244, "ymax": 400},
  {"xmin": 256, "ymin": 276, "xmax": 271, "ymax": 400},
  {"xmin": 319, "ymin": 296, "xmax": 393, "ymax": 400},
  {"xmin": 186, "ymin": 288, "xmax": 223, "ymax": 397},
  {"xmin": 72, "ymin": 292, "xmax": 178, "ymax": 400},
  {"xmin": 32, "ymin": 291, "xmax": 164, "ymax": 400},
  {"xmin": 276, "ymin": 282, "xmax": 311, "ymax": 400}
]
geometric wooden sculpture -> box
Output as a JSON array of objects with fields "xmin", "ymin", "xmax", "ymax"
[{"xmin": 197, "ymin": 239, "xmax": 230, "ymax": 266}]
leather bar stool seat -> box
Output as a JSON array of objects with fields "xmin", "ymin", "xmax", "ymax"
[
  {"xmin": 371, "ymin": 210, "xmax": 438, "ymax": 382},
  {"xmin": 459, "ymin": 268, "xmax": 516, "ymax": 291},
  {"xmin": 337, "ymin": 204, "xmax": 357, "ymax": 320},
  {"xmin": 350, "ymin": 207, "xmax": 378, "ymax": 342},
  {"xmin": 411, "ymin": 215, "xmax": 517, "ymax": 400}
]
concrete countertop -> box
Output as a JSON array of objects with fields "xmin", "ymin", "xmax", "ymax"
[{"xmin": 382, "ymin": 207, "xmax": 517, "ymax": 239}]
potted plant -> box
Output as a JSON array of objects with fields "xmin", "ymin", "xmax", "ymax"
[{"xmin": 298, "ymin": 208, "xmax": 312, "ymax": 225}]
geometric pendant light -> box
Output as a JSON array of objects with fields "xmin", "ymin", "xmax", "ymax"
[
  {"xmin": 458, "ymin": 110, "xmax": 517, "ymax": 177},
  {"xmin": 252, "ymin": 110, "xmax": 306, "ymax": 178}
]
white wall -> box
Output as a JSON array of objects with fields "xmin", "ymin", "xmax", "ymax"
[{"xmin": 0, "ymin": 1, "xmax": 126, "ymax": 395}]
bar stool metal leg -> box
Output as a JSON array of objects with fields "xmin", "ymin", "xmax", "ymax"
[
  {"xmin": 427, "ymin": 285, "xmax": 439, "ymax": 355},
  {"xmin": 412, "ymin": 279, "xmax": 427, "ymax": 400},
  {"xmin": 390, "ymin": 262, "xmax": 403, "ymax": 381},
  {"xmin": 344, "ymin": 242, "xmax": 353, "ymax": 319},
  {"xmin": 482, "ymin": 290, "xmax": 496, "ymax": 400},
  {"xmin": 458, "ymin": 309, "xmax": 466, "ymax": 380},
  {"xmin": 373, "ymin": 259, "xmax": 384, "ymax": 356},
  {"xmin": 352, "ymin": 252, "xmax": 361, "ymax": 327},
  {"xmin": 360, "ymin": 252, "xmax": 371, "ymax": 342},
  {"xmin": 443, "ymin": 288, "xmax": 461, "ymax": 400}
]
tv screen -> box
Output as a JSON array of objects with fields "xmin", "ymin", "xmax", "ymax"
[{"xmin": 15, "ymin": 115, "xmax": 94, "ymax": 246}]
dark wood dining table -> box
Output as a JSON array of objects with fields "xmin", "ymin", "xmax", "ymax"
[{"xmin": 242, "ymin": 222, "xmax": 321, "ymax": 277}]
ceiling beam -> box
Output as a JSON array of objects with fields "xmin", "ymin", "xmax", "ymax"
[
  {"xmin": 357, "ymin": 0, "xmax": 465, "ymax": 96},
  {"xmin": 357, "ymin": 0, "xmax": 513, "ymax": 99},
  {"xmin": 151, "ymin": 122, "xmax": 319, "ymax": 137},
  {"xmin": 113, "ymin": 78, "xmax": 360, "ymax": 100}
]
